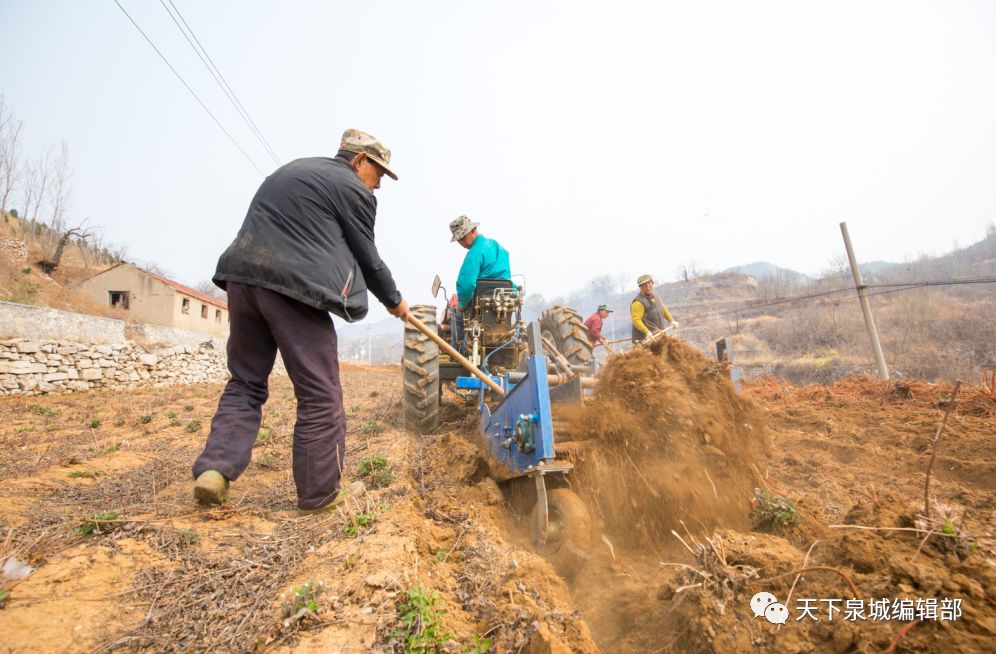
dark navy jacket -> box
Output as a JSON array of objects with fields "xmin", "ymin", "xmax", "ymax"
[{"xmin": 213, "ymin": 154, "xmax": 402, "ymax": 321}]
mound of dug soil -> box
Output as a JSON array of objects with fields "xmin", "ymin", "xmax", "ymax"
[
  {"xmin": 652, "ymin": 491, "xmax": 996, "ymax": 653},
  {"xmin": 556, "ymin": 336, "xmax": 770, "ymax": 551}
]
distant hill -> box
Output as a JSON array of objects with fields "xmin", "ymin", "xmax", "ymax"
[
  {"xmin": 723, "ymin": 261, "xmax": 812, "ymax": 282},
  {"xmin": 858, "ymin": 261, "xmax": 896, "ymax": 276},
  {"xmin": 859, "ymin": 234, "xmax": 996, "ymax": 282}
]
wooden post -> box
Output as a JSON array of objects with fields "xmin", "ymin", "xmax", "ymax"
[{"xmin": 840, "ymin": 222, "xmax": 890, "ymax": 380}]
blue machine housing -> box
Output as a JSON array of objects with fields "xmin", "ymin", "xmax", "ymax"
[{"xmin": 455, "ymin": 352, "xmax": 555, "ymax": 481}]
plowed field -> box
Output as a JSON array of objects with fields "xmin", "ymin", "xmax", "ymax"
[{"xmin": 1, "ymin": 341, "xmax": 993, "ymax": 653}]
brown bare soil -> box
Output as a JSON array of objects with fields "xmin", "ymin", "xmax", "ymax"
[{"xmin": 1, "ymin": 345, "xmax": 994, "ymax": 653}]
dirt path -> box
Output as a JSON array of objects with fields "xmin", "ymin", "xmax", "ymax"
[{"xmin": 1, "ymin": 357, "xmax": 994, "ymax": 653}]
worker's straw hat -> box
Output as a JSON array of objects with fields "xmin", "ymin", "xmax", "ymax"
[{"xmin": 339, "ymin": 128, "xmax": 398, "ymax": 180}]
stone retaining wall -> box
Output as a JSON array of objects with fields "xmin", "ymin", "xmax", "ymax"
[
  {"xmin": 0, "ymin": 338, "xmax": 228, "ymax": 396},
  {"xmin": 0, "ymin": 300, "xmax": 126, "ymax": 344},
  {"xmin": 126, "ymin": 322, "xmax": 227, "ymax": 349}
]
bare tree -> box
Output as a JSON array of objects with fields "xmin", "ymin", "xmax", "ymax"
[
  {"xmin": 20, "ymin": 149, "xmax": 52, "ymax": 226},
  {"xmin": 676, "ymin": 259, "xmax": 708, "ymax": 282},
  {"xmin": 820, "ymin": 254, "xmax": 850, "ymax": 287},
  {"xmin": 194, "ymin": 280, "xmax": 227, "ymax": 301},
  {"xmin": 587, "ymin": 274, "xmax": 616, "ymax": 301},
  {"xmin": 108, "ymin": 244, "xmax": 128, "ymax": 264},
  {"xmin": 0, "ymin": 95, "xmax": 24, "ymax": 215},
  {"xmin": 616, "ymin": 272, "xmax": 630, "ymax": 294},
  {"xmin": 47, "ymin": 142, "xmax": 72, "ymax": 230},
  {"xmin": 134, "ymin": 259, "xmax": 173, "ymax": 278},
  {"xmin": 38, "ymin": 219, "xmax": 95, "ymax": 274}
]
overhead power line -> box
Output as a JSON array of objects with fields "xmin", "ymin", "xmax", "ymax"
[
  {"xmin": 160, "ymin": 0, "xmax": 281, "ymax": 166},
  {"xmin": 864, "ymin": 275, "xmax": 996, "ymax": 298},
  {"xmin": 111, "ymin": 0, "xmax": 265, "ymax": 176},
  {"xmin": 683, "ymin": 274, "xmax": 996, "ymax": 321}
]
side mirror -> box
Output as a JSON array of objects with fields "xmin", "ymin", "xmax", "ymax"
[{"xmin": 431, "ymin": 274, "xmax": 442, "ymax": 298}]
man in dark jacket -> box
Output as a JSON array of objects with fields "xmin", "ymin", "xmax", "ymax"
[{"xmin": 192, "ymin": 128, "xmax": 409, "ymax": 512}]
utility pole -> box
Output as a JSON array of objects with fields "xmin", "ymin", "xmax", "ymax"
[{"xmin": 839, "ymin": 222, "xmax": 889, "ymax": 380}]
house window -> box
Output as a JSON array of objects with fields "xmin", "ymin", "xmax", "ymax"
[
  {"xmin": 215, "ymin": 309, "xmax": 222, "ymax": 323},
  {"xmin": 182, "ymin": 298, "xmax": 190, "ymax": 314},
  {"xmin": 201, "ymin": 304, "xmax": 208, "ymax": 319},
  {"xmin": 109, "ymin": 291, "xmax": 129, "ymax": 309}
]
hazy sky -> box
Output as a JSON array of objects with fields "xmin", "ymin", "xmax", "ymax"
[{"xmin": 2, "ymin": 1, "xmax": 995, "ymax": 321}]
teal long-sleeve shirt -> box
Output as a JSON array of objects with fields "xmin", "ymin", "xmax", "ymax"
[{"xmin": 456, "ymin": 234, "xmax": 511, "ymax": 307}]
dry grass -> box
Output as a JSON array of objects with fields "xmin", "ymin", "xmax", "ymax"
[{"xmin": 723, "ymin": 289, "xmax": 996, "ymax": 384}]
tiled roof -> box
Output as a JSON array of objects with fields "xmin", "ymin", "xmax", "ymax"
[{"xmin": 140, "ymin": 267, "xmax": 228, "ymax": 310}]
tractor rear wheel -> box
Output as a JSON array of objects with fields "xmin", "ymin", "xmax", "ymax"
[
  {"xmin": 540, "ymin": 305, "xmax": 595, "ymax": 368},
  {"xmin": 403, "ymin": 304, "xmax": 440, "ymax": 435},
  {"xmin": 530, "ymin": 487, "xmax": 591, "ymax": 578}
]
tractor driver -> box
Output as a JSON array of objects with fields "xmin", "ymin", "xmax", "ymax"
[{"xmin": 449, "ymin": 215, "xmax": 511, "ymax": 309}]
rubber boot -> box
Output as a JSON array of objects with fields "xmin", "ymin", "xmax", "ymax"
[
  {"xmin": 194, "ymin": 470, "xmax": 230, "ymax": 505},
  {"xmin": 299, "ymin": 481, "xmax": 366, "ymax": 514}
]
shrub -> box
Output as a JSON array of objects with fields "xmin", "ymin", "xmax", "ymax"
[
  {"xmin": 358, "ymin": 456, "xmax": 392, "ymax": 488},
  {"xmin": 345, "ymin": 511, "xmax": 375, "ymax": 538},
  {"xmin": 362, "ymin": 420, "xmax": 384, "ymax": 435},
  {"xmin": 281, "ymin": 580, "xmax": 323, "ymax": 619},
  {"xmin": 751, "ymin": 488, "xmax": 799, "ymax": 531},
  {"xmin": 75, "ymin": 511, "xmax": 122, "ymax": 536},
  {"xmin": 28, "ymin": 404, "xmax": 60, "ymax": 417},
  {"xmin": 391, "ymin": 587, "xmax": 451, "ymax": 653}
]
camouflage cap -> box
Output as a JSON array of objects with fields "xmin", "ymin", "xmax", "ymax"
[
  {"xmin": 339, "ymin": 128, "xmax": 398, "ymax": 180},
  {"xmin": 598, "ymin": 304, "xmax": 613, "ymax": 312},
  {"xmin": 637, "ymin": 274, "xmax": 654, "ymax": 286},
  {"xmin": 449, "ymin": 215, "xmax": 480, "ymax": 242}
]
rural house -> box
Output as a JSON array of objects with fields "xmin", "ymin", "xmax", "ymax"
[{"xmin": 76, "ymin": 263, "xmax": 229, "ymax": 338}]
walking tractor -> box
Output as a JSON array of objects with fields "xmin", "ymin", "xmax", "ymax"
[{"xmin": 402, "ymin": 275, "xmax": 597, "ymax": 576}]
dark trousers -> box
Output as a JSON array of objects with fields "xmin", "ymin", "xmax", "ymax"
[{"xmin": 192, "ymin": 282, "xmax": 347, "ymax": 509}]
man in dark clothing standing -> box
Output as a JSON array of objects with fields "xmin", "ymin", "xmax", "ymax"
[
  {"xmin": 630, "ymin": 273, "xmax": 677, "ymax": 342},
  {"xmin": 193, "ymin": 128, "xmax": 409, "ymax": 512}
]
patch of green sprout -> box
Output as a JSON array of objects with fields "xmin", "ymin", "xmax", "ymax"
[
  {"xmin": 391, "ymin": 586, "xmax": 452, "ymax": 654},
  {"xmin": 750, "ymin": 488, "xmax": 799, "ymax": 531},
  {"xmin": 75, "ymin": 511, "xmax": 122, "ymax": 536}
]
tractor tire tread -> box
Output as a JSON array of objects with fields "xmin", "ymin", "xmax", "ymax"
[
  {"xmin": 403, "ymin": 305, "xmax": 440, "ymax": 435},
  {"xmin": 539, "ymin": 305, "xmax": 594, "ymax": 367}
]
